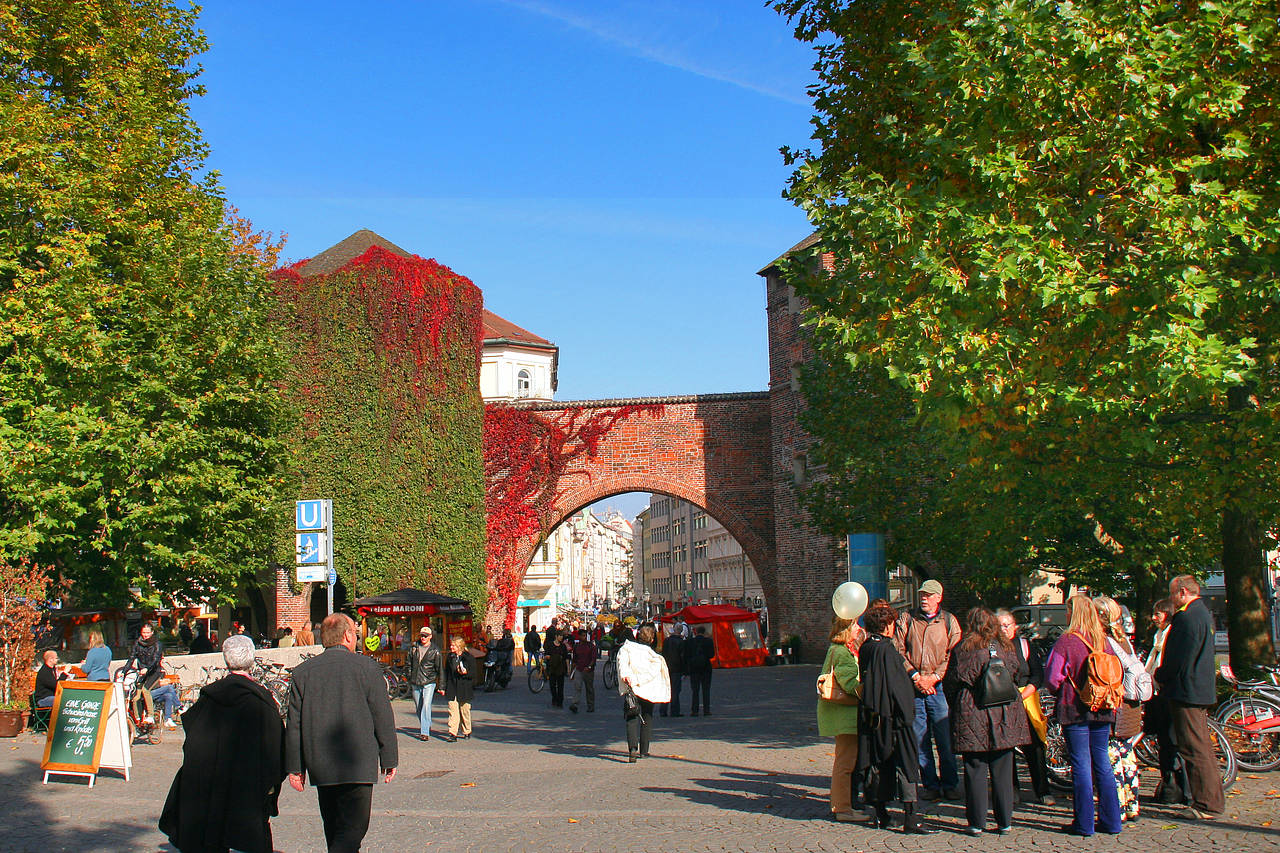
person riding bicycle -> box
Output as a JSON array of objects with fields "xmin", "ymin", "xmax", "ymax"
[{"xmin": 124, "ymin": 622, "xmax": 180, "ymax": 729}]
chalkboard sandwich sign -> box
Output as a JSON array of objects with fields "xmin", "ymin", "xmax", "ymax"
[{"xmin": 41, "ymin": 681, "xmax": 116, "ymax": 786}]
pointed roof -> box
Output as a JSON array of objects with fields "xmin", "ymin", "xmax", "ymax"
[
  {"xmin": 482, "ymin": 310, "xmax": 553, "ymax": 348},
  {"xmin": 295, "ymin": 229, "xmax": 413, "ymax": 279},
  {"xmin": 295, "ymin": 228, "xmax": 556, "ymax": 349}
]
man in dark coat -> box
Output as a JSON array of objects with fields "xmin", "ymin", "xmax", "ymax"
[
  {"xmin": 857, "ymin": 602, "xmax": 936, "ymax": 834},
  {"xmin": 159, "ymin": 635, "xmax": 284, "ymax": 853},
  {"xmin": 286, "ymin": 613, "xmax": 398, "ymax": 853},
  {"xmin": 1155, "ymin": 574, "xmax": 1225, "ymax": 818},
  {"xmin": 660, "ymin": 628, "xmax": 685, "ymax": 717},
  {"xmin": 683, "ymin": 625, "xmax": 715, "ymax": 716}
]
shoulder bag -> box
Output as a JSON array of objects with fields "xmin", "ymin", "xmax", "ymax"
[
  {"xmin": 816, "ymin": 648, "xmax": 860, "ymax": 705},
  {"xmin": 975, "ymin": 644, "xmax": 1020, "ymax": 708}
]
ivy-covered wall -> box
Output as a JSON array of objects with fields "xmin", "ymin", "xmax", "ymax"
[{"xmin": 270, "ymin": 246, "xmax": 487, "ymax": 615}]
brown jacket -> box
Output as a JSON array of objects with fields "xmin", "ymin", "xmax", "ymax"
[{"xmin": 894, "ymin": 608, "xmax": 961, "ymax": 682}]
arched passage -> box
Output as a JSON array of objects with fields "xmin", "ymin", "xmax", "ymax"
[{"xmin": 484, "ymin": 394, "xmax": 776, "ymax": 629}]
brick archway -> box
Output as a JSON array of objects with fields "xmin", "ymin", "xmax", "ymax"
[{"xmin": 487, "ymin": 393, "xmax": 777, "ymax": 625}]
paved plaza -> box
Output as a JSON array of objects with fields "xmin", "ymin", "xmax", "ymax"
[{"xmin": 2, "ymin": 664, "xmax": 1278, "ymax": 852}]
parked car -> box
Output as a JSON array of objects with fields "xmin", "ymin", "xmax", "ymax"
[{"xmin": 1012, "ymin": 605, "xmax": 1067, "ymax": 642}]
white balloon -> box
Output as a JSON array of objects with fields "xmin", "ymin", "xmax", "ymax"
[{"xmin": 832, "ymin": 582, "xmax": 869, "ymax": 621}]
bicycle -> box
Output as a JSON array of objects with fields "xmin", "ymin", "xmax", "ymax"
[
  {"xmin": 1043, "ymin": 694, "xmax": 1236, "ymax": 791},
  {"xmin": 601, "ymin": 656, "xmax": 618, "ymax": 691},
  {"xmin": 1214, "ymin": 663, "xmax": 1280, "ymax": 772},
  {"xmin": 528, "ymin": 655, "xmax": 547, "ymax": 694},
  {"xmin": 114, "ymin": 670, "xmax": 163, "ymax": 745}
]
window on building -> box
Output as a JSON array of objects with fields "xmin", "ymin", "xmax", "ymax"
[
  {"xmin": 516, "ymin": 369, "xmax": 531, "ymax": 397},
  {"xmin": 790, "ymin": 362, "xmax": 802, "ymax": 392},
  {"xmin": 793, "ymin": 453, "xmax": 807, "ymax": 486},
  {"xmin": 692, "ymin": 513, "xmax": 707, "ymax": 530},
  {"xmin": 694, "ymin": 571, "xmax": 710, "ymax": 590},
  {"xmin": 540, "ymin": 541, "xmax": 550, "ymax": 561},
  {"xmin": 693, "ymin": 542, "xmax": 707, "ymax": 562},
  {"xmin": 672, "ymin": 517, "xmax": 684, "ymax": 536}
]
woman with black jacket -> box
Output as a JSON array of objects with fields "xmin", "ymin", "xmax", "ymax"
[
  {"xmin": 443, "ymin": 636, "xmax": 474, "ymax": 742},
  {"xmin": 857, "ymin": 600, "xmax": 936, "ymax": 835},
  {"xmin": 544, "ymin": 633, "xmax": 570, "ymax": 708},
  {"xmin": 997, "ymin": 608, "xmax": 1054, "ymax": 805}
]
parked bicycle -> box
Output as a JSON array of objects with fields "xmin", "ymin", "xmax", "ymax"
[
  {"xmin": 1215, "ymin": 663, "xmax": 1280, "ymax": 772},
  {"xmin": 601, "ymin": 655, "xmax": 618, "ymax": 691},
  {"xmin": 1042, "ymin": 693, "xmax": 1237, "ymax": 791},
  {"xmin": 114, "ymin": 670, "xmax": 163, "ymax": 745}
]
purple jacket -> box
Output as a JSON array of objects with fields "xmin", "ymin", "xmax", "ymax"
[{"xmin": 1044, "ymin": 633, "xmax": 1117, "ymax": 727}]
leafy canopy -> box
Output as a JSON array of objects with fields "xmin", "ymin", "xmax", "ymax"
[{"xmin": 0, "ymin": 1, "xmax": 289, "ymax": 605}]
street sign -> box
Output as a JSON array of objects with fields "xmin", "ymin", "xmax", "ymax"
[
  {"xmin": 328, "ymin": 567, "xmax": 337, "ymax": 585},
  {"xmin": 296, "ymin": 500, "xmax": 326, "ymax": 531},
  {"xmin": 297, "ymin": 565, "xmax": 325, "ymax": 583},
  {"xmin": 296, "ymin": 532, "xmax": 325, "ymax": 565}
]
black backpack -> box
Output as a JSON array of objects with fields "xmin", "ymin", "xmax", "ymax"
[{"xmin": 974, "ymin": 644, "xmax": 1020, "ymax": 708}]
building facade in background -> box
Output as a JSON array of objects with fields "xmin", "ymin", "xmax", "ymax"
[
  {"xmin": 635, "ymin": 494, "xmax": 763, "ymax": 616},
  {"xmin": 480, "ymin": 311, "xmax": 558, "ymax": 402},
  {"xmin": 517, "ymin": 509, "xmax": 634, "ymax": 629}
]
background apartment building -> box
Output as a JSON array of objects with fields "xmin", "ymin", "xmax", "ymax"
[{"xmin": 635, "ymin": 494, "xmax": 763, "ymax": 616}]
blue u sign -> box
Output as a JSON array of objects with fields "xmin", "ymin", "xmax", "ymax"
[{"xmin": 296, "ymin": 500, "xmax": 325, "ymax": 531}]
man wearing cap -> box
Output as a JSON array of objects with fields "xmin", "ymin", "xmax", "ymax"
[
  {"xmin": 895, "ymin": 579, "xmax": 963, "ymax": 801},
  {"xmin": 407, "ymin": 625, "xmax": 444, "ymax": 740}
]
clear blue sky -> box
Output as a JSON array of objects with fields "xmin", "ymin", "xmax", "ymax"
[{"xmin": 192, "ymin": 2, "xmax": 820, "ymax": 521}]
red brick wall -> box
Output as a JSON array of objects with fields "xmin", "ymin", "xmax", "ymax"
[{"xmin": 763, "ymin": 265, "xmax": 848, "ymax": 662}]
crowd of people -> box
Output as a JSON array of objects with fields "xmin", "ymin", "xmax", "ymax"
[{"xmin": 817, "ymin": 574, "xmax": 1226, "ymax": 836}]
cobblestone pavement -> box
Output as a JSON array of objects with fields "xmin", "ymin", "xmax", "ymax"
[{"xmin": 2, "ymin": 664, "xmax": 1278, "ymax": 852}]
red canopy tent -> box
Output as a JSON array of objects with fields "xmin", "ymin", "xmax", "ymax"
[{"xmin": 660, "ymin": 604, "xmax": 766, "ymax": 668}]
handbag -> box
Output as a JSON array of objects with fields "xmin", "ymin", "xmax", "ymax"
[
  {"xmin": 1108, "ymin": 637, "xmax": 1154, "ymax": 702},
  {"xmin": 974, "ymin": 644, "xmax": 1020, "ymax": 708},
  {"xmin": 816, "ymin": 649, "xmax": 860, "ymax": 705},
  {"xmin": 1022, "ymin": 687, "xmax": 1048, "ymax": 743},
  {"xmin": 623, "ymin": 689, "xmax": 641, "ymax": 719}
]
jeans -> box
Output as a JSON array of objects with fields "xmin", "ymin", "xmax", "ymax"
[
  {"xmin": 411, "ymin": 682, "xmax": 436, "ymax": 737},
  {"xmin": 151, "ymin": 684, "xmax": 179, "ymax": 720},
  {"xmin": 526, "ymin": 650, "xmax": 541, "ymax": 673},
  {"xmin": 35, "ymin": 695, "xmax": 55, "ymax": 709},
  {"xmin": 913, "ymin": 691, "xmax": 959, "ymax": 790},
  {"xmin": 1064, "ymin": 721, "xmax": 1122, "ymax": 835}
]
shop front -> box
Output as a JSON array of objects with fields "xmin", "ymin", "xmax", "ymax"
[{"xmin": 353, "ymin": 588, "xmax": 474, "ymax": 667}]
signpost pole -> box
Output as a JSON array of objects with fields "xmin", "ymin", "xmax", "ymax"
[{"xmin": 326, "ymin": 500, "xmax": 335, "ymax": 616}]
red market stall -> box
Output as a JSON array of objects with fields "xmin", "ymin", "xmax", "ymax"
[{"xmin": 660, "ymin": 604, "xmax": 767, "ymax": 668}]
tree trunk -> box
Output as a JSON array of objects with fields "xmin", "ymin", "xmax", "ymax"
[{"xmin": 1222, "ymin": 506, "xmax": 1276, "ymax": 678}]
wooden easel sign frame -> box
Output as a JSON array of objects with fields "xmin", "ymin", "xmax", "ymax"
[{"xmin": 41, "ymin": 680, "xmax": 113, "ymax": 786}]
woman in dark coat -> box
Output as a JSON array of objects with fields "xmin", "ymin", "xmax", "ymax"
[
  {"xmin": 856, "ymin": 600, "xmax": 936, "ymax": 835},
  {"xmin": 952, "ymin": 607, "xmax": 1031, "ymax": 835},
  {"xmin": 544, "ymin": 632, "xmax": 570, "ymax": 708},
  {"xmin": 159, "ymin": 635, "xmax": 284, "ymax": 853}
]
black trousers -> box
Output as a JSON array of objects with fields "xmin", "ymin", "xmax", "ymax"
[
  {"xmin": 1144, "ymin": 694, "xmax": 1181, "ymax": 792},
  {"xmin": 549, "ymin": 674, "xmax": 565, "ymax": 706},
  {"xmin": 661, "ymin": 673, "xmax": 682, "ymax": 716},
  {"xmin": 963, "ymin": 749, "xmax": 1015, "ymax": 830},
  {"xmin": 1015, "ymin": 736, "xmax": 1050, "ymax": 798},
  {"xmin": 689, "ymin": 669, "xmax": 712, "ymax": 713},
  {"xmin": 626, "ymin": 697, "xmax": 655, "ymax": 755},
  {"xmin": 316, "ymin": 782, "xmax": 373, "ymax": 853}
]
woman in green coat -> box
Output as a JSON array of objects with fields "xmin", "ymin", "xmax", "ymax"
[{"xmin": 818, "ymin": 616, "xmax": 863, "ymax": 821}]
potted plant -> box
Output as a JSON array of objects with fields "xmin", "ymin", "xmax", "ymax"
[{"xmin": 0, "ymin": 560, "xmax": 58, "ymax": 735}]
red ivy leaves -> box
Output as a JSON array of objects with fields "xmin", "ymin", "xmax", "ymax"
[{"xmin": 483, "ymin": 404, "xmax": 662, "ymax": 627}]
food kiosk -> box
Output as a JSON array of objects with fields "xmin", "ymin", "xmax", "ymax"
[
  {"xmin": 353, "ymin": 588, "xmax": 474, "ymax": 667},
  {"xmin": 660, "ymin": 604, "xmax": 767, "ymax": 668}
]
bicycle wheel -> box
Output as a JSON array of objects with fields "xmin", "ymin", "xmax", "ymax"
[
  {"xmin": 265, "ymin": 677, "xmax": 290, "ymax": 717},
  {"xmin": 602, "ymin": 660, "xmax": 617, "ymax": 691},
  {"xmin": 528, "ymin": 664, "xmax": 546, "ymax": 693},
  {"xmin": 1044, "ymin": 721, "xmax": 1073, "ymax": 791},
  {"xmin": 1134, "ymin": 733, "xmax": 1160, "ymax": 768},
  {"xmin": 1216, "ymin": 697, "xmax": 1280, "ymax": 772},
  {"xmin": 1208, "ymin": 718, "xmax": 1238, "ymax": 790}
]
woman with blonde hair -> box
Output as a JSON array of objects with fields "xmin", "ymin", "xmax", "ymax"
[
  {"xmin": 1045, "ymin": 595, "xmax": 1122, "ymax": 836},
  {"xmin": 81, "ymin": 630, "xmax": 112, "ymax": 681},
  {"xmin": 819, "ymin": 616, "xmax": 862, "ymax": 821},
  {"xmin": 1095, "ymin": 596, "xmax": 1143, "ymax": 820}
]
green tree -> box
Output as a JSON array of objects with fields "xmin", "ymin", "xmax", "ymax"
[
  {"xmin": 0, "ymin": 2, "xmax": 289, "ymax": 605},
  {"xmin": 777, "ymin": 0, "xmax": 1280, "ymax": 670}
]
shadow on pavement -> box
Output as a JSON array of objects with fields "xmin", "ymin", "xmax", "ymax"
[
  {"xmin": 0, "ymin": 757, "xmax": 154, "ymax": 852},
  {"xmin": 641, "ymin": 768, "xmax": 832, "ymax": 820}
]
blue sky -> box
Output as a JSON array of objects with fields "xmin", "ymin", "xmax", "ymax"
[{"xmin": 192, "ymin": 1, "xmax": 820, "ymax": 520}]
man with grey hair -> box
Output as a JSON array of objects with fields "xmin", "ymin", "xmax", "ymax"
[
  {"xmin": 160, "ymin": 633, "xmax": 285, "ymax": 853},
  {"xmin": 287, "ymin": 612, "xmax": 398, "ymax": 852}
]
